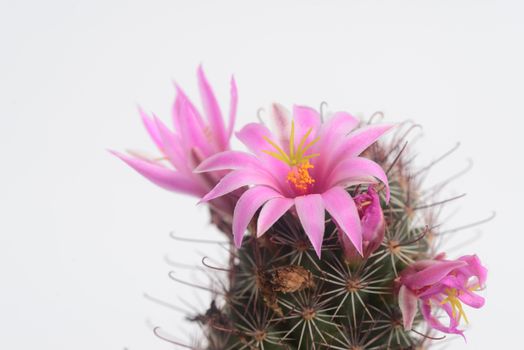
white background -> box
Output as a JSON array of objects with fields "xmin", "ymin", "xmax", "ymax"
[{"xmin": 1, "ymin": 1, "xmax": 523, "ymax": 349}]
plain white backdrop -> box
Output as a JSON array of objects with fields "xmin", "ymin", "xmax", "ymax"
[{"xmin": 1, "ymin": 0, "xmax": 523, "ymax": 349}]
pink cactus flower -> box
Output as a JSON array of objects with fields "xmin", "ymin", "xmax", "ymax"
[
  {"xmin": 398, "ymin": 254, "xmax": 487, "ymax": 337},
  {"xmin": 196, "ymin": 104, "xmax": 392, "ymax": 257},
  {"xmin": 339, "ymin": 185, "xmax": 386, "ymax": 261},
  {"xmin": 112, "ymin": 66, "xmax": 237, "ymax": 201}
]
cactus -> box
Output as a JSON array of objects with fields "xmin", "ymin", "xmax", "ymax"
[
  {"xmin": 113, "ymin": 68, "xmax": 487, "ymax": 349},
  {"xmin": 187, "ymin": 124, "xmax": 432, "ymax": 350}
]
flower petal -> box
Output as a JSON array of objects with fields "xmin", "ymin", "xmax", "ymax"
[
  {"xmin": 201, "ymin": 169, "xmax": 280, "ymax": 202},
  {"xmin": 172, "ymin": 85, "xmax": 206, "ymax": 137},
  {"xmin": 153, "ymin": 116, "xmax": 189, "ymax": 173},
  {"xmin": 111, "ymin": 151, "xmax": 204, "ymax": 196},
  {"xmin": 405, "ymin": 260, "xmax": 468, "ymax": 289},
  {"xmin": 172, "ymin": 87, "xmax": 213, "ymax": 157},
  {"xmin": 399, "ymin": 285, "xmax": 418, "ymax": 330},
  {"xmin": 421, "ymin": 299, "xmax": 464, "ymax": 337},
  {"xmin": 321, "ymin": 111, "xmax": 359, "ymax": 139},
  {"xmin": 227, "ymin": 76, "xmax": 238, "ymax": 139},
  {"xmin": 295, "ymin": 194, "xmax": 325, "ymax": 258},
  {"xmin": 257, "ymin": 197, "xmax": 294, "ymax": 237},
  {"xmin": 138, "ymin": 107, "xmax": 163, "ymax": 151},
  {"xmin": 236, "ymin": 123, "xmax": 274, "ymax": 155},
  {"xmin": 458, "ymin": 254, "xmax": 488, "ymax": 287},
  {"xmin": 194, "ymin": 151, "xmax": 261, "ymax": 173},
  {"xmin": 270, "ymin": 103, "xmax": 292, "ymax": 148},
  {"xmin": 341, "ymin": 124, "xmax": 395, "ymax": 158},
  {"xmin": 321, "ymin": 124, "xmax": 393, "ymax": 180},
  {"xmin": 197, "ymin": 66, "xmax": 227, "ymax": 150},
  {"xmin": 293, "ymin": 105, "xmax": 321, "ymax": 150},
  {"xmin": 322, "ymin": 186, "xmax": 362, "ymax": 255},
  {"xmin": 327, "ymin": 157, "xmax": 390, "ymax": 201},
  {"xmin": 313, "ymin": 111, "xmax": 360, "ymax": 181},
  {"xmin": 236, "ymin": 123, "xmax": 291, "ymax": 187},
  {"xmin": 232, "ymin": 186, "xmax": 281, "ymax": 247},
  {"xmin": 458, "ymin": 289, "xmax": 485, "ymax": 308}
]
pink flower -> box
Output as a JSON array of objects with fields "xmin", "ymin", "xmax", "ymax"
[
  {"xmin": 339, "ymin": 186, "xmax": 386, "ymax": 261},
  {"xmin": 398, "ymin": 254, "xmax": 487, "ymax": 337},
  {"xmin": 112, "ymin": 66, "xmax": 237, "ymax": 200},
  {"xmin": 196, "ymin": 104, "xmax": 392, "ymax": 257}
]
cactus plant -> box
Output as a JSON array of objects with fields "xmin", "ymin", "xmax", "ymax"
[{"xmin": 113, "ymin": 67, "xmax": 487, "ymax": 349}]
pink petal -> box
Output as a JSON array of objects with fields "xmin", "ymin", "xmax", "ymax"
[
  {"xmin": 270, "ymin": 103, "xmax": 291, "ymax": 148},
  {"xmin": 111, "ymin": 151, "xmax": 204, "ymax": 196},
  {"xmin": 236, "ymin": 123, "xmax": 274, "ymax": 155},
  {"xmin": 194, "ymin": 151, "xmax": 260, "ymax": 173},
  {"xmin": 340, "ymin": 124, "xmax": 395, "ymax": 158},
  {"xmin": 327, "ymin": 157, "xmax": 390, "ymax": 201},
  {"xmin": 153, "ymin": 116, "xmax": 189, "ymax": 173},
  {"xmin": 173, "ymin": 90, "xmax": 213, "ymax": 157},
  {"xmin": 201, "ymin": 170, "xmax": 280, "ymax": 202},
  {"xmin": 236, "ymin": 123, "xmax": 291, "ymax": 187},
  {"xmin": 197, "ymin": 66, "xmax": 227, "ymax": 150},
  {"xmin": 295, "ymin": 194, "xmax": 325, "ymax": 258},
  {"xmin": 458, "ymin": 289, "xmax": 485, "ymax": 308},
  {"xmin": 322, "ymin": 186, "xmax": 362, "ymax": 255},
  {"xmin": 172, "ymin": 85, "xmax": 206, "ymax": 137},
  {"xmin": 257, "ymin": 197, "xmax": 294, "ymax": 237},
  {"xmin": 233, "ymin": 186, "xmax": 282, "ymax": 247},
  {"xmin": 138, "ymin": 107, "xmax": 163, "ymax": 151},
  {"xmin": 421, "ymin": 299, "xmax": 464, "ymax": 337},
  {"xmin": 313, "ymin": 111, "xmax": 359, "ymax": 180},
  {"xmin": 227, "ymin": 76, "xmax": 238, "ymax": 139},
  {"xmin": 399, "ymin": 285, "xmax": 418, "ymax": 330},
  {"xmin": 321, "ymin": 111, "xmax": 359, "ymax": 139},
  {"xmin": 293, "ymin": 105, "xmax": 321, "ymax": 150},
  {"xmin": 321, "ymin": 124, "xmax": 394, "ymax": 179},
  {"xmin": 405, "ymin": 260, "xmax": 468, "ymax": 289},
  {"xmin": 458, "ymin": 254, "xmax": 488, "ymax": 286}
]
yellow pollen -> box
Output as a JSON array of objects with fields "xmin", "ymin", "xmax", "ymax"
[
  {"xmin": 440, "ymin": 288, "xmax": 469, "ymax": 324},
  {"xmin": 287, "ymin": 161, "xmax": 315, "ymax": 192}
]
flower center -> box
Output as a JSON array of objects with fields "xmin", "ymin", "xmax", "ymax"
[
  {"xmin": 440, "ymin": 288, "xmax": 469, "ymax": 324},
  {"xmin": 287, "ymin": 161, "xmax": 315, "ymax": 193},
  {"xmin": 263, "ymin": 121, "xmax": 320, "ymax": 193}
]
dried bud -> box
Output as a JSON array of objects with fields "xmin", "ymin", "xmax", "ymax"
[
  {"xmin": 256, "ymin": 270, "xmax": 283, "ymax": 316},
  {"xmin": 270, "ymin": 265, "xmax": 315, "ymax": 293}
]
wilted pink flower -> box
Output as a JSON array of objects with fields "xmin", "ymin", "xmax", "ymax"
[
  {"xmin": 196, "ymin": 104, "xmax": 392, "ymax": 257},
  {"xmin": 339, "ymin": 185, "xmax": 386, "ymax": 261},
  {"xmin": 112, "ymin": 66, "xmax": 237, "ymax": 201},
  {"xmin": 398, "ymin": 254, "xmax": 487, "ymax": 337}
]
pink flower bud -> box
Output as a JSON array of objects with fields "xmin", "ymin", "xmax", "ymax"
[{"xmin": 339, "ymin": 186, "xmax": 386, "ymax": 262}]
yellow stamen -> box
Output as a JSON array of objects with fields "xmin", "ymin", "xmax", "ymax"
[
  {"xmin": 440, "ymin": 288, "xmax": 469, "ymax": 324},
  {"xmin": 263, "ymin": 121, "xmax": 320, "ymax": 167},
  {"xmin": 262, "ymin": 136, "xmax": 290, "ymax": 163},
  {"xmin": 297, "ymin": 135, "xmax": 320, "ymax": 160},
  {"xmin": 296, "ymin": 128, "xmax": 313, "ymax": 158},
  {"xmin": 262, "ymin": 150, "xmax": 288, "ymax": 163}
]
